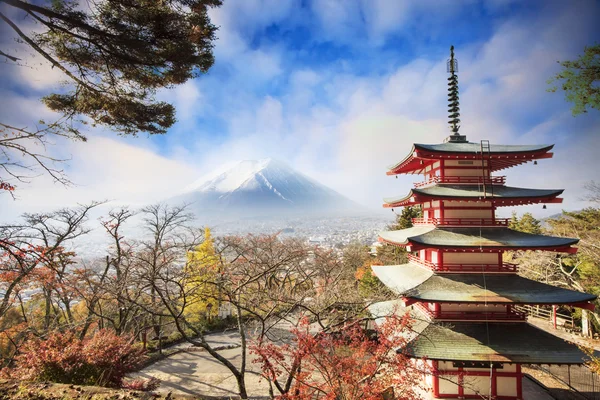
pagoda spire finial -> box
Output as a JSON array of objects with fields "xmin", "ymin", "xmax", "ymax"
[{"xmin": 445, "ymin": 45, "xmax": 467, "ymax": 143}]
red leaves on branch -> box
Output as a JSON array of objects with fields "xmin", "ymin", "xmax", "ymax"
[
  {"xmin": 4, "ymin": 329, "xmax": 147, "ymax": 387},
  {"xmin": 122, "ymin": 377, "xmax": 161, "ymax": 391},
  {"xmin": 0, "ymin": 181, "xmax": 15, "ymax": 191},
  {"xmin": 251, "ymin": 314, "xmax": 426, "ymax": 400}
]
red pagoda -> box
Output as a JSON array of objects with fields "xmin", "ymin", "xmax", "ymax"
[{"xmin": 371, "ymin": 46, "xmax": 596, "ymax": 399}]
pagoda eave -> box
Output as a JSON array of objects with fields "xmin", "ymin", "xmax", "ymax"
[
  {"xmin": 399, "ymin": 321, "xmax": 591, "ymax": 365},
  {"xmin": 372, "ymin": 264, "xmax": 597, "ymax": 305},
  {"xmin": 368, "ymin": 301, "xmax": 592, "ymax": 366},
  {"xmin": 408, "ymin": 298, "xmax": 597, "ymax": 308},
  {"xmin": 383, "ymin": 195, "xmax": 563, "ymax": 208},
  {"xmin": 378, "ymin": 227, "xmax": 579, "ymax": 253},
  {"xmin": 378, "ymin": 238, "xmax": 578, "ymax": 254},
  {"xmin": 412, "ymin": 297, "xmax": 596, "ymax": 310},
  {"xmin": 384, "ymin": 185, "xmax": 565, "ymax": 208},
  {"xmin": 401, "ymin": 296, "xmax": 538, "ymax": 308},
  {"xmin": 387, "ymin": 144, "xmax": 555, "ymax": 175}
]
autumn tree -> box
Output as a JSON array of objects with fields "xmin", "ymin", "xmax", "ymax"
[
  {"xmin": 548, "ymin": 44, "xmax": 600, "ymax": 115},
  {"xmin": 342, "ymin": 242, "xmax": 387, "ymax": 298},
  {"xmin": 585, "ymin": 181, "xmax": 600, "ymax": 203},
  {"xmin": 71, "ymin": 208, "xmax": 147, "ymax": 339},
  {"xmin": 376, "ymin": 244, "xmax": 408, "ymax": 266},
  {"xmin": 218, "ymin": 236, "xmax": 395, "ymax": 398},
  {"xmin": 342, "ymin": 241, "xmax": 370, "ymax": 272},
  {"xmin": 184, "ymin": 227, "xmax": 222, "ymax": 323},
  {"xmin": 141, "ymin": 234, "xmax": 306, "ymax": 398},
  {"xmin": 98, "ymin": 208, "xmax": 140, "ymax": 335},
  {"xmin": 133, "ymin": 203, "xmax": 203, "ymax": 349},
  {"xmin": 355, "ymin": 262, "xmax": 388, "ymax": 299},
  {"xmin": 0, "ymin": 202, "xmax": 101, "ymax": 324},
  {"xmin": 0, "ymin": 202, "xmax": 104, "ymax": 367},
  {"xmin": 251, "ymin": 315, "xmax": 424, "ymax": 400},
  {"xmin": 0, "ymin": 0, "xmax": 221, "ymax": 191}
]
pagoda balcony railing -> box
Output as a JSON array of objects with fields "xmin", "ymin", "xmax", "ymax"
[
  {"xmin": 412, "ymin": 217, "xmax": 510, "ymax": 227},
  {"xmin": 414, "ymin": 176, "xmax": 506, "ymax": 188},
  {"xmin": 407, "ymin": 254, "xmax": 518, "ymax": 273},
  {"xmin": 415, "ymin": 303, "xmax": 526, "ymax": 322}
]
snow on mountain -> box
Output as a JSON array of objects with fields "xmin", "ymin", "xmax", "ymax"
[
  {"xmin": 171, "ymin": 158, "xmax": 360, "ymax": 219},
  {"xmin": 184, "ymin": 159, "xmax": 272, "ymax": 194}
]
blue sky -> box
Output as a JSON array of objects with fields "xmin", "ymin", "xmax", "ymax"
[{"xmin": 1, "ymin": 0, "xmax": 600, "ymax": 220}]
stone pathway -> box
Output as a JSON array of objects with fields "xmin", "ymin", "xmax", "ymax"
[
  {"xmin": 131, "ymin": 331, "xmax": 271, "ymax": 398},
  {"xmin": 522, "ymin": 375, "xmax": 558, "ymax": 400},
  {"xmin": 527, "ymin": 317, "xmax": 600, "ymax": 351}
]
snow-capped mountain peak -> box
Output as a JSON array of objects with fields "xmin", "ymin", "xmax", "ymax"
[
  {"xmin": 173, "ymin": 159, "xmax": 359, "ymax": 218},
  {"xmin": 185, "ymin": 158, "xmax": 293, "ymax": 194}
]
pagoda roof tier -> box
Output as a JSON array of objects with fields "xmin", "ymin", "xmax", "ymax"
[
  {"xmin": 383, "ymin": 185, "xmax": 564, "ymax": 207},
  {"xmin": 368, "ymin": 301, "xmax": 591, "ymax": 364},
  {"xmin": 408, "ymin": 321, "xmax": 588, "ymax": 364},
  {"xmin": 378, "ymin": 226, "xmax": 578, "ymax": 252},
  {"xmin": 388, "ymin": 143, "xmax": 554, "ymax": 175},
  {"xmin": 371, "ymin": 264, "xmax": 596, "ymax": 305}
]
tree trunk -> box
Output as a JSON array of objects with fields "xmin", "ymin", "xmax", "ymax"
[
  {"xmin": 62, "ymin": 297, "xmax": 73, "ymax": 324},
  {"xmin": 236, "ymin": 301, "xmax": 247, "ymax": 381},
  {"xmin": 170, "ymin": 316, "xmax": 248, "ymax": 399},
  {"xmin": 235, "ymin": 373, "xmax": 249, "ymax": 399},
  {"xmin": 43, "ymin": 288, "xmax": 52, "ymax": 330},
  {"xmin": 582, "ymin": 310, "xmax": 591, "ymax": 337}
]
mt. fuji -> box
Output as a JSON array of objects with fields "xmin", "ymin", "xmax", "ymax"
[{"xmin": 171, "ymin": 159, "xmax": 360, "ymax": 219}]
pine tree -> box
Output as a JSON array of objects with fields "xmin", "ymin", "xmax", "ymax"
[
  {"xmin": 509, "ymin": 211, "xmax": 519, "ymax": 230},
  {"xmin": 387, "ymin": 206, "xmax": 422, "ymax": 230},
  {"xmin": 518, "ymin": 213, "xmax": 542, "ymax": 234},
  {"xmin": 548, "ymin": 44, "xmax": 600, "ymax": 115},
  {"xmin": 1, "ymin": 0, "xmax": 221, "ymax": 191},
  {"xmin": 509, "ymin": 212, "xmax": 542, "ymax": 234}
]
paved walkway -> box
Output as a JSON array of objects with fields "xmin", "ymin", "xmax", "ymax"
[
  {"xmin": 131, "ymin": 331, "xmax": 271, "ymax": 398},
  {"xmin": 528, "ymin": 317, "xmax": 600, "ymax": 351},
  {"xmin": 522, "ymin": 376, "xmax": 558, "ymax": 400}
]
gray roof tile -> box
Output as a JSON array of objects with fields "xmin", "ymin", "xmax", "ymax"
[
  {"xmin": 372, "ymin": 264, "xmax": 596, "ymax": 304},
  {"xmin": 379, "ymin": 227, "xmax": 579, "ymax": 248},
  {"xmin": 383, "ymin": 185, "xmax": 564, "ymax": 205},
  {"xmin": 414, "ymin": 143, "xmax": 554, "ymax": 154},
  {"xmin": 406, "ymin": 322, "xmax": 589, "ymax": 364}
]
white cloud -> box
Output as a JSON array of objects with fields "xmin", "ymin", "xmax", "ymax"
[
  {"xmin": 170, "ymin": 81, "xmax": 204, "ymax": 122},
  {"xmin": 0, "ymin": 136, "xmax": 198, "ymax": 221},
  {"xmin": 309, "ymin": 0, "xmax": 362, "ymax": 41},
  {"xmin": 15, "ymin": 60, "xmax": 68, "ymax": 92}
]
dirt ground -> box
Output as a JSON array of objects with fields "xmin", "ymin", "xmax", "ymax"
[{"xmin": 0, "ymin": 381, "xmax": 171, "ymax": 400}]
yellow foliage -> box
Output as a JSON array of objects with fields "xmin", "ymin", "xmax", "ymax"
[
  {"xmin": 184, "ymin": 227, "xmax": 221, "ymax": 323},
  {"xmin": 71, "ymin": 300, "xmax": 90, "ymax": 322}
]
